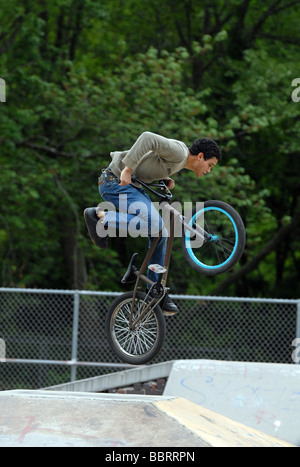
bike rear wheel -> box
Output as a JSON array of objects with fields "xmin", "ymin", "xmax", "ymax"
[
  {"xmin": 181, "ymin": 200, "xmax": 246, "ymax": 276},
  {"xmin": 105, "ymin": 291, "xmax": 166, "ymax": 365}
]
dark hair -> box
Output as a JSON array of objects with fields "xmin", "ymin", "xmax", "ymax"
[{"xmin": 189, "ymin": 137, "xmax": 222, "ymax": 161}]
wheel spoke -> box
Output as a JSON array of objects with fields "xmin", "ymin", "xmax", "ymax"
[{"xmin": 111, "ymin": 297, "xmax": 159, "ymax": 358}]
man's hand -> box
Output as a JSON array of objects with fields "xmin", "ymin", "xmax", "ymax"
[
  {"xmin": 164, "ymin": 178, "xmax": 175, "ymax": 190},
  {"xmin": 119, "ymin": 166, "xmax": 133, "ymax": 185}
]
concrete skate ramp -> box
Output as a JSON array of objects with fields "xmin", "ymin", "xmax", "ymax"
[
  {"xmin": 164, "ymin": 360, "xmax": 300, "ymax": 446},
  {"xmin": 0, "ymin": 390, "xmax": 294, "ymax": 447}
]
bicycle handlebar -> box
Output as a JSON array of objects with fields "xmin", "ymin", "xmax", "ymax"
[
  {"xmin": 131, "ymin": 175, "xmax": 173, "ymax": 201},
  {"xmin": 114, "ymin": 174, "xmax": 172, "ymax": 200}
]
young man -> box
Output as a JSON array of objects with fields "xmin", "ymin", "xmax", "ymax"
[{"xmin": 84, "ymin": 131, "xmax": 221, "ymax": 315}]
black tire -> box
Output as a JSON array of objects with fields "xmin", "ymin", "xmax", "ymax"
[
  {"xmin": 105, "ymin": 291, "xmax": 166, "ymax": 365},
  {"xmin": 181, "ymin": 200, "xmax": 246, "ymax": 276}
]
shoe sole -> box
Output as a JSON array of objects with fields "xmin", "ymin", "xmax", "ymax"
[
  {"xmin": 163, "ymin": 310, "xmax": 178, "ymax": 316},
  {"xmin": 84, "ymin": 209, "xmax": 97, "ymax": 246},
  {"xmin": 83, "ymin": 209, "xmax": 108, "ymax": 249}
]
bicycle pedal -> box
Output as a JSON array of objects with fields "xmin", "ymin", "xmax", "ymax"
[{"xmin": 148, "ymin": 264, "xmax": 167, "ymax": 274}]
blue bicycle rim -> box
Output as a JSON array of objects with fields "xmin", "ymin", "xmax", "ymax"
[{"xmin": 185, "ymin": 206, "xmax": 238, "ymax": 270}]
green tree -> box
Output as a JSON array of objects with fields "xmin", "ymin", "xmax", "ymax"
[{"xmin": 0, "ymin": 0, "xmax": 299, "ymax": 298}]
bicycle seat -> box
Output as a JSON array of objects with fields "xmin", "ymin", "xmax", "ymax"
[{"xmin": 121, "ymin": 252, "xmax": 139, "ymax": 284}]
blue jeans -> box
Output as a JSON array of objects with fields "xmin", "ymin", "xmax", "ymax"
[{"xmin": 98, "ymin": 179, "xmax": 168, "ymax": 283}]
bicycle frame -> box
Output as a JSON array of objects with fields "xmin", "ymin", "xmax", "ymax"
[
  {"xmin": 127, "ymin": 178, "xmax": 207, "ymax": 329},
  {"xmin": 104, "ymin": 175, "xmax": 246, "ymax": 365}
]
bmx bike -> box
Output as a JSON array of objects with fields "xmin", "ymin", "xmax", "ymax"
[{"xmin": 105, "ymin": 176, "xmax": 246, "ymax": 365}]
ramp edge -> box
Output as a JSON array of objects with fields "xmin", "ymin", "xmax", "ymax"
[{"xmin": 155, "ymin": 397, "xmax": 295, "ymax": 448}]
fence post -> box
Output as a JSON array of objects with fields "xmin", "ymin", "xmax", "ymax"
[
  {"xmin": 296, "ymin": 301, "xmax": 300, "ymax": 365},
  {"xmin": 71, "ymin": 291, "xmax": 80, "ymax": 381}
]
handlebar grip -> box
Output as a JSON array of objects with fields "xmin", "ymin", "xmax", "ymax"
[{"xmin": 117, "ymin": 175, "xmax": 137, "ymax": 184}]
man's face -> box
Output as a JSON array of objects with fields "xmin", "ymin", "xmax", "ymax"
[{"xmin": 194, "ymin": 153, "xmax": 218, "ymax": 178}]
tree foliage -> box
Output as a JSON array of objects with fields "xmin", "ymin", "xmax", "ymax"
[{"xmin": 0, "ymin": 0, "xmax": 299, "ymax": 298}]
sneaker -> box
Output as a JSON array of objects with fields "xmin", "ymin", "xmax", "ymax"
[
  {"xmin": 147, "ymin": 290, "xmax": 179, "ymax": 316},
  {"xmin": 161, "ymin": 295, "xmax": 179, "ymax": 316},
  {"xmin": 83, "ymin": 208, "xmax": 108, "ymax": 249}
]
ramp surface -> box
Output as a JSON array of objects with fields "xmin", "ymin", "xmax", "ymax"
[
  {"xmin": 0, "ymin": 390, "xmax": 294, "ymax": 447},
  {"xmin": 164, "ymin": 360, "xmax": 300, "ymax": 446}
]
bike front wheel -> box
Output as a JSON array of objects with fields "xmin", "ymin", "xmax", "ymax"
[
  {"xmin": 105, "ymin": 291, "xmax": 166, "ymax": 365},
  {"xmin": 181, "ymin": 200, "xmax": 246, "ymax": 276}
]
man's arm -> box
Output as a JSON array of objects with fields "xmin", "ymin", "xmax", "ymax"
[
  {"xmin": 119, "ymin": 166, "xmax": 133, "ymax": 186},
  {"xmin": 119, "ymin": 131, "xmax": 186, "ymax": 186},
  {"xmin": 122, "ymin": 132, "xmax": 185, "ymax": 170},
  {"xmin": 119, "ymin": 132, "xmax": 158, "ymax": 186}
]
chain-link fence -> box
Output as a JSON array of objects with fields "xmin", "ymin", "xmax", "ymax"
[{"xmin": 0, "ymin": 288, "xmax": 299, "ymax": 390}]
